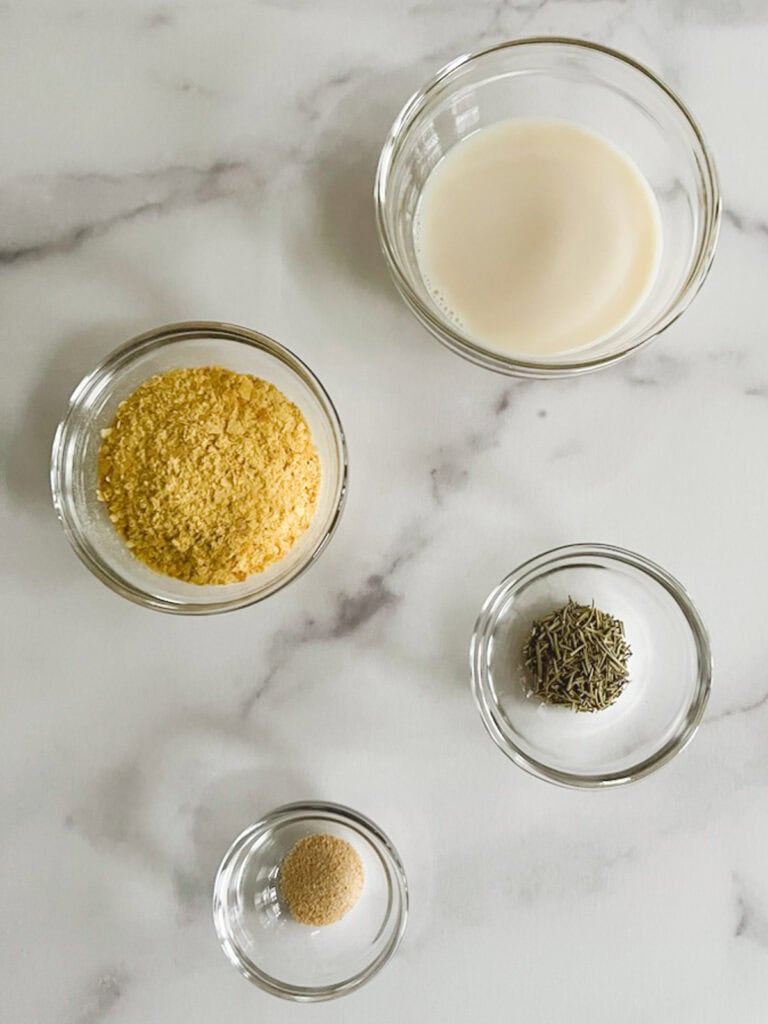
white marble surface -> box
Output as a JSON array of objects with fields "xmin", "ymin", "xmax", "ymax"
[{"xmin": 2, "ymin": 1, "xmax": 768, "ymax": 1021}]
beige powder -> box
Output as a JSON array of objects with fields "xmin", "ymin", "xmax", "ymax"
[
  {"xmin": 97, "ymin": 366, "xmax": 320, "ymax": 585},
  {"xmin": 279, "ymin": 834, "xmax": 365, "ymax": 927}
]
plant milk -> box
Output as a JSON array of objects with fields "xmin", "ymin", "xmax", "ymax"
[{"xmin": 415, "ymin": 120, "xmax": 662, "ymax": 356}]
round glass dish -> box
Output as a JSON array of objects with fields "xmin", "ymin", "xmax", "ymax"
[
  {"xmin": 375, "ymin": 37, "xmax": 721, "ymax": 378},
  {"xmin": 50, "ymin": 321, "xmax": 347, "ymax": 614},
  {"xmin": 212, "ymin": 801, "xmax": 408, "ymax": 1002},
  {"xmin": 470, "ymin": 544, "xmax": 712, "ymax": 787}
]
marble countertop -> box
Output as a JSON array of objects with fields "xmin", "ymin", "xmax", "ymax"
[{"xmin": 3, "ymin": 1, "xmax": 768, "ymax": 1021}]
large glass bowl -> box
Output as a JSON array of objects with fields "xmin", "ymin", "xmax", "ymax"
[
  {"xmin": 375, "ymin": 38, "xmax": 721, "ymax": 377},
  {"xmin": 212, "ymin": 802, "xmax": 408, "ymax": 1001},
  {"xmin": 50, "ymin": 322, "xmax": 347, "ymax": 614},
  {"xmin": 470, "ymin": 544, "xmax": 712, "ymax": 787}
]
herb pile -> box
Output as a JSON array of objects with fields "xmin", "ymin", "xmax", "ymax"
[{"xmin": 522, "ymin": 598, "xmax": 632, "ymax": 712}]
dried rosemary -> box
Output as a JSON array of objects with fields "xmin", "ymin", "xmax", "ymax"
[{"xmin": 522, "ymin": 598, "xmax": 632, "ymax": 713}]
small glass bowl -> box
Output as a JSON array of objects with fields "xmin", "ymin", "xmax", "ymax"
[
  {"xmin": 50, "ymin": 322, "xmax": 347, "ymax": 614},
  {"xmin": 375, "ymin": 37, "xmax": 721, "ymax": 378},
  {"xmin": 470, "ymin": 544, "xmax": 712, "ymax": 787},
  {"xmin": 212, "ymin": 802, "xmax": 408, "ymax": 1002}
]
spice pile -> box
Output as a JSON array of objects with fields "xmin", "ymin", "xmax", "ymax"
[
  {"xmin": 279, "ymin": 834, "xmax": 365, "ymax": 927},
  {"xmin": 522, "ymin": 598, "xmax": 632, "ymax": 712},
  {"xmin": 97, "ymin": 366, "xmax": 320, "ymax": 585}
]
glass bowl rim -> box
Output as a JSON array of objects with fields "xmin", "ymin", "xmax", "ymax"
[
  {"xmin": 374, "ymin": 36, "xmax": 722, "ymax": 378},
  {"xmin": 50, "ymin": 320, "xmax": 348, "ymax": 615},
  {"xmin": 212, "ymin": 800, "xmax": 409, "ymax": 1002},
  {"xmin": 470, "ymin": 542, "xmax": 713, "ymax": 788}
]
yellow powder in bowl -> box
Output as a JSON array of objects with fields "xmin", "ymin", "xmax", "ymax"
[
  {"xmin": 279, "ymin": 834, "xmax": 365, "ymax": 927},
  {"xmin": 96, "ymin": 366, "xmax": 320, "ymax": 585}
]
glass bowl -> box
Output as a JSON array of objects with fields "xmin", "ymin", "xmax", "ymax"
[
  {"xmin": 470, "ymin": 544, "xmax": 711, "ymax": 787},
  {"xmin": 212, "ymin": 802, "xmax": 408, "ymax": 1002},
  {"xmin": 50, "ymin": 322, "xmax": 347, "ymax": 614},
  {"xmin": 375, "ymin": 37, "xmax": 721, "ymax": 378}
]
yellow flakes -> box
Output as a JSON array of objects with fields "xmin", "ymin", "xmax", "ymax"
[{"xmin": 96, "ymin": 366, "xmax": 321, "ymax": 585}]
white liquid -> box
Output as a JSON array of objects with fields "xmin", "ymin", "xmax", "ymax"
[{"xmin": 415, "ymin": 120, "xmax": 662, "ymax": 357}]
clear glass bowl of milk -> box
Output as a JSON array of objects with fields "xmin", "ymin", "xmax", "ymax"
[{"xmin": 375, "ymin": 38, "xmax": 721, "ymax": 377}]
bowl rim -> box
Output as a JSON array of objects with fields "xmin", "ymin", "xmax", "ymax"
[
  {"xmin": 212, "ymin": 800, "xmax": 409, "ymax": 1002},
  {"xmin": 374, "ymin": 36, "xmax": 722, "ymax": 379},
  {"xmin": 50, "ymin": 320, "xmax": 348, "ymax": 615},
  {"xmin": 470, "ymin": 542, "xmax": 713, "ymax": 788}
]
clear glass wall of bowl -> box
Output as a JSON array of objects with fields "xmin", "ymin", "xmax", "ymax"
[
  {"xmin": 470, "ymin": 544, "xmax": 712, "ymax": 787},
  {"xmin": 51, "ymin": 322, "xmax": 347, "ymax": 613},
  {"xmin": 213, "ymin": 802, "xmax": 408, "ymax": 1001},
  {"xmin": 376, "ymin": 38, "xmax": 720, "ymax": 376}
]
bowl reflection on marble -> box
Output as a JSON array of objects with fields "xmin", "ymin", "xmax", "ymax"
[
  {"xmin": 470, "ymin": 543, "xmax": 712, "ymax": 787},
  {"xmin": 212, "ymin": 801, "xmax": 408, "ymax": 1002},
  {"xmin": 50, "ymin": 321, "xmax": 347, "ymax": 614},
  {"xmin": 375, "ymin": 37, "xmax": 721, "ymax": 378}
]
